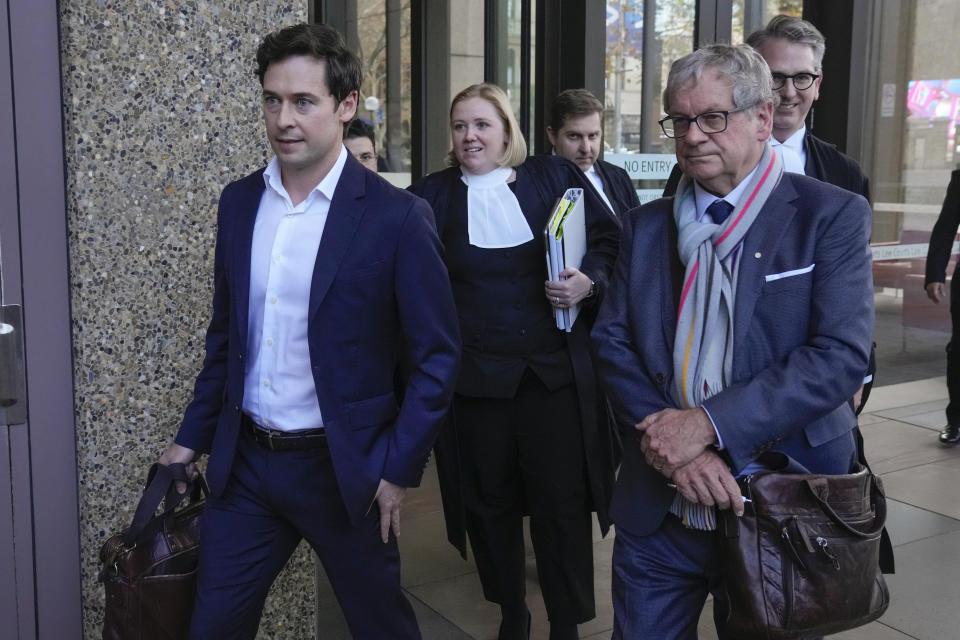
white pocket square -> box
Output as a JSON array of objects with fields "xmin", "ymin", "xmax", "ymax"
[{"xmin": 764, "ymin": 263, "xmax": 815, "ymax": 282}]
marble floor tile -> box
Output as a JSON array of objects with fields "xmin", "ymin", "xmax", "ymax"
[
  {"xmin": 859, "ymin": 411, "xmax": 892, "ymax": 426},
  {"xmin": 885, "ymin": 498, "xmax": 960, "ymax": 546},
  {"xmin": 870, "ymin": 398, "xmax": 948, "ymax": 421},
  {"xmin": 831, "ymin": 621, "xmax": 918, "ymax": 639},
  {"xmin": 859, "ymin": 419, "xmax": 959, "ymax": 475},
  {"xmin": 404, "ymin": 460, "xmax": 445, "ymax": 518},
  {"xmin": 865, "ymin": 377, "xmax": 947, "ymax": 412},
  {"xmin": 892, "ymin": 408, "xmax": 950, "ymax": 430},
  {"xmin": 874, "ymin": 529, "xmax": 960, "ymax": 640},
  {"xmin": 407, "ymin": 572, "xmax": 501, "ymax": 640},
  {"xmin": 400, "ymin": 509, "xmax": 477, "ymax": 588},
  {"xmin": 882, "ymin": 459, "xmax": 960, "ymax": 519}
]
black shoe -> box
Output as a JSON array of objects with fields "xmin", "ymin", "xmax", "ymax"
[
  {"xmin": 940, "ymin": 424, "xmax": 960, "ymax": 445},
  {"xmin": 498, "ymin": 609, "xmax": 531, "ymax": 640}
]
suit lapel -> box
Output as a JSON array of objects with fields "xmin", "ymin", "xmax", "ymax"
[
  {"xmin": 308, "ymin": 155, "xmax": 366, "ymax": 320},
  {"xmin": 233, "ymin": 171, "xmax": 266, "ymax": 345},
  {"xmin": 732, "ymin": 177, "xmax": 799, "ymax": 358}
]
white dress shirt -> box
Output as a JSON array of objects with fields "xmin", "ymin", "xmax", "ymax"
[
  {"xmin": 585, "ymin": 164, "xmax": 614, "ymax": 212},
  {"xmin": 769, "ymin": 126, "xmax": 807, "ymax": 174},
  {"xmin": 242, "ymin": 147, "xmax": 349, "ymax": 431}
]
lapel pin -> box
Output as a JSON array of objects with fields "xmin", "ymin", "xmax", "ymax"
[{"xmin": 754, "ymin": 252, "xmax": 762, "ymax": 259}]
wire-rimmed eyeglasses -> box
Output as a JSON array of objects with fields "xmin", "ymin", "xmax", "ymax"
[
  {"xmin": 771, "ymin": 72, "xmax": 820, "ymax": 90},
  {"xmin": 658, "ymin": 105, "xmax": 755, "ymax": 139}
]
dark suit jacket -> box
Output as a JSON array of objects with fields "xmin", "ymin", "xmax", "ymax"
[
  {"xmin": 803, "ymin": 131, "xmax": 870, "ymax": 201},
  {"xmin": 594, "ymin": 158, "xmax": 641, "ymax": 217},
  {"xmin": 926, "ymin": 169, "xmax": 960, "ymax": 287},
  {"xmin": 175, "ymin": 154, "xmax": 461, "ymax": 525},
  {"xmin": 592, "ymin": 173, "xmax": 874, "ymax": 536}
]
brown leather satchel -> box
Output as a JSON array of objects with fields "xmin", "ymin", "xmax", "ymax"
[
  {"xmin": 717, "ymin": 464, "xmax": 891, "ymax": 639},
  {"xmin": 99, "ymin": 463, "xmax": 206, "ymax": 640}
]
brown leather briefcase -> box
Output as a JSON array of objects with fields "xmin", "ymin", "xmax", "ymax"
[
  {"xmin": 717, "ymin": 464, "xmax": 890, "ymax": 639},
  {"xmin": 99, "ymin": 463, "xmax": 206, "ymax": 640}
]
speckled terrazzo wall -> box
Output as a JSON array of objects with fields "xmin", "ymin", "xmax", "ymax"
[{"xmin": 58, "ymin": 2, "xmax": 316, "ymax": 637}]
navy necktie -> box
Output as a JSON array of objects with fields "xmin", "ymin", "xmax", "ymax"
[{"xmin": 707, "ymin": 199, "xmax": 734, "ymax": 225}]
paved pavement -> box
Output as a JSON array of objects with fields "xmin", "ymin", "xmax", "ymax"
[{"xmin": 315, "ymin": 376, "xmax": 960, "ymax": 639}]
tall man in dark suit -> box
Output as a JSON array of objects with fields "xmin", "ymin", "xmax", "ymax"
[
  {"xmin": 547, "ymin": 88, "xmax": 641, "ymax": 217},
  {"xmin": 925, "ymin": 169, "xmax": 960, "ymax": 444},
  {"xmin": 157, "ymin": 23, "xmax": 460, "ymax": 639},
  {"xmin": 592, "ymin": 44, "xmax": 873, "ymax": 638},
  {"xmin": 746, "ymin": 15, "xmax": 875, "ymax": 411},
  {"xmin": 746, "ymin": 15, "xmax": 870, "ymax": 198}
]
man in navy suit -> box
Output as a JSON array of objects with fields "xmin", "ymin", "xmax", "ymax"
[
  {"xmin": 547, "ymin": 88, "xmax": 640, "ymax": 218},
  {"xmin": 158, "ymin": 23, "xmax": 460, "ymax": 639},
  {"xmin": 592, "ymin": 44, "xmax": 873, "ymax": 638}
]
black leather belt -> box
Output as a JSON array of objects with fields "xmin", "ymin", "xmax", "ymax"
[{"xmin": 243, "ymin": 414, "xmax": 327, "ymax": 451}]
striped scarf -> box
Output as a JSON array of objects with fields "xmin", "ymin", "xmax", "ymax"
[
  {"xmin": 671, "ymin": 144, "xmax": 783, "ymax": 409},
  {"xmin": 667, "ymin": 145, "xmax": 783, "ymax": 529}
]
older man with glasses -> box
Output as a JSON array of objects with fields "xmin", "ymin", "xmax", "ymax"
[
  {"xmin": 592, "ymin": 43, "xmax": 874, "ymax": 638},
  {"xmin": 665, "ymin": 15, "xmax": 875, "ymax": 413}
]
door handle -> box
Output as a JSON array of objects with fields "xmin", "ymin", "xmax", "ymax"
[{"xmin": 0, "ymin": 304, "xmax": 27, "ymax": 425}]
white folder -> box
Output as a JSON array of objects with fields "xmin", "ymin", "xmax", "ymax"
[{"xmin": 543, "ymin": 188, "xmax": 587, "ymax": 332}]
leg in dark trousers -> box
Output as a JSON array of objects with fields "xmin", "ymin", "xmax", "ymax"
[
  {"xmin": 190, "ymin": 430, "xmax": 421, "ymax": 640},
  {"xmin": 455, "ymin": 371, "xmax": 594, "ymax": 639},
  {"xmin": 947, "ymin": 283, "xmax": 960, "ymax": 424},
  {"xmin": 944, "ymin": 277, "xmax": 960, "ymax": 439}
]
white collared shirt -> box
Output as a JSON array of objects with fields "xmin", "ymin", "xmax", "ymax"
[
  {"xmin": 769, "ymin": 126, "xmax": 807, "ymax": 174},
  {"xmin": 692, "ymin": 160, "xmax": 760, "ymax": 222},
  {"xmin": 585, "ymin": 163, "xmax": 614, "ymax": 212},
  {"xmin": 241, "ymin": 146, "xmax": 349, "ymax": 431}
]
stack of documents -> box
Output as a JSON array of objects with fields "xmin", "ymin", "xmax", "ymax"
[{"xmin": 544, "ymin": 187, "xmax": 587, "ymax": 332}]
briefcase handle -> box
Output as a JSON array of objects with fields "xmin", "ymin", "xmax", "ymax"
[
  {"xmin": 123, "ymin": 463, "xmax": 208, "ymax": 546},
  {"xmin": 803, "ymin": 475, "xmax": 886, "ymax": 539}
]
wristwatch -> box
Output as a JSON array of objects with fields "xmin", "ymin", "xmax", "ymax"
[{"xmin": 586, "ymin": 279, "xmax": 597, "ymax": 299}]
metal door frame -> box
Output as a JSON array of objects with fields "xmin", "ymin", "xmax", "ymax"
[{"xmin": 0, "ymin": 0, "xmax": 83, "ymax": 637}]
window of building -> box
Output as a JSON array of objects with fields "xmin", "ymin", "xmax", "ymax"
[
  {"xmin": 603, "ymin": 0, "xmax": 695, "ymax": 201},
  {"xmin": 861, "ymin": 2, "xmax": 960, "ymax": 386}
]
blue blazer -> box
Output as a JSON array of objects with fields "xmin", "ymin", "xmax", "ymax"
[
  {"xmin": 175, "ymin": 154, "xmax": 461, "ymax": 525},
  {"xmin": 592, "ymin": 172, "xmax": 874, "ymax": 536}
]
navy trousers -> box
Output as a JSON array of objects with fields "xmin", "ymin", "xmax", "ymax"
[{"xmin": 188, "ymin": 428, "xmax": 420, "ymax": 639}]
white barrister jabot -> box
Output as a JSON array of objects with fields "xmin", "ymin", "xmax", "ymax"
[{"xmin": 460, "ymin": 166, "xmax": 533, "ymax": 249}]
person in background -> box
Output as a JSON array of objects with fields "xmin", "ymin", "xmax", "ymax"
[
  {"xmin": 745, "ymin": 15, "xmax": 869, "ymax": 197},
  {"xmin": 157, "ymin": 23, "xmax": 460, "ymax": 639},
  {"xmin": 925, "ymin": 168, "xmax": 960, "ymax": 444},
  {"xmin": 409, "ymin": 83, "xmax": 619, "ymax": 640},
  {"xmin": 546, "ymin": 88, "xmax": 640, "ymax": 218},
  {"xmin": 593, "ymin": 43, "xmax": 873, "ymax": 638},
  {"xmin": 747, "ymin": 14, "xmax": 875, "ymax": 412},
  {"xmin": 344, "ymin": 117, "xmax": 379, "ymax": 172}
]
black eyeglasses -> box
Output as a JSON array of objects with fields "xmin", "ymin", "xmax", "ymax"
[
  {"xmin": 658, "ymin": 105, "xmax": 755, "ymax": 139},
  {"xmin": 771, "ymin": 72, "xmax": 820, "ymax": 90}
]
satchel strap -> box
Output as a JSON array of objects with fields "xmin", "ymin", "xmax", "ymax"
[
  {"xmin": 123, "ymin": 463, "xmax": 207, "ymax": 546},
  {"xmin": 803, "ymin": 475, "xmax": 887, "ymax": 539},
  {"xmin": 854, "ymin": 427, "xmax": 896, "ymax": 574}
]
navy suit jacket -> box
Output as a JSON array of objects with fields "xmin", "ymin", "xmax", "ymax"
[
  {"xmin": 175, "ymin": 154, "xmax": 461, "ymax": 525},
  {"xmin": 592, "ymin": 172, "xmax": 874, "ymax": 536}
]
